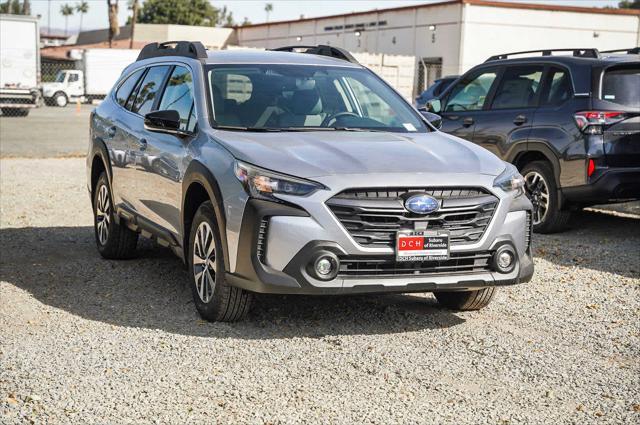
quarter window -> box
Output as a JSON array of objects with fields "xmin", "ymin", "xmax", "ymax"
[
  {"xmin": 115, "ymin": 69, "xmax": 144, "ymax": 107},
  {"xmin": 491, "ymin": 66, "xmax": 543, "ymax": 110},
  {"xmin": 445, "ymin": 71, "xmax": 498, "ymax": 112},
  {"xmin": 158, "ymin": 66, "xmax": 196, "ymax": 132},
  {"xmin": 130, "ymin": 65, "xmax": 170, "ymax": 116}
]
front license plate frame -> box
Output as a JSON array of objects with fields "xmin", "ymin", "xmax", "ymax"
[{"xmin": 396, "ymin": 230, "xmax": 450, "ymax": 262}]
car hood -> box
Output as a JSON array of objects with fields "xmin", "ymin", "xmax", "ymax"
[
  {"xmin": 42, "ymin": 82, "xmax": 63, "ymax": 92},
  {"xmin": 209, "ymin": 130, "xmax": 506, "ymax": 178}
]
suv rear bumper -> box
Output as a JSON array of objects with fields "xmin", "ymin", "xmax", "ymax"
[
  {"xmin": 225, "ymin": 198, "xmax": 534, "ymax": 295},
  {"xmin": 563, "ymin": 167, "xmax": 640, "ymax": 204}
]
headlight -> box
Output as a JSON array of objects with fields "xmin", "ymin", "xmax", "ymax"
[
  {"xmin": 493, "ymin": 162, "xmax": 525, "ymax": 197},
  {"xmin": 234, "ymin": 161, "xmax": 325, "ymax": 201}
]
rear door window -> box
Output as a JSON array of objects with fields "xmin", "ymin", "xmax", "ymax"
[
  {"xmin": 491, "ymin": 65, "xmax": 543, "ymax": 110},
  {"xmin": 601, "ymin": 66, "xmax": 640, "ymax": 108},
  {"xmin": 130, "ymin": 65, "xmax": 171, "ymax": 116},
  {"xmin": 541, "ymin": 67, "xmax": 572, "ymax": 106}
]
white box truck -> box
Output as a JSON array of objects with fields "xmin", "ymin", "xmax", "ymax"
[
  {"xmin": 42, "ymin": 48, "xmax": 140, "ymax": 107},
  {"xmin": 0, "ymin": 14, "xmax": 41, "ymax": 117}
]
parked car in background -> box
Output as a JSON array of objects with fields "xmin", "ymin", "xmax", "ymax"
[
  {"xmin": 43, "ymin": 48, "xmax": 139, "ymax": 107},
  {"xmin": 415, "ymin": 75, "xmax": 457, "ymax": 107},
  {"xmin": 425, "ymin": 48, "xmax": 640, "ymax": 233},
  {"xmin": 0, "ymin": 14, "xmax": 41, "ymax": 117},
  {"xmin": 87, "ymin": 42, "xmax": 533, "ymax": 322}
]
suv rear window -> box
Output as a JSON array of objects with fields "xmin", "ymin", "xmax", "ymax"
[{"xmin": 601, "ymin": 66, "xmax": 640, "ymax": 108}]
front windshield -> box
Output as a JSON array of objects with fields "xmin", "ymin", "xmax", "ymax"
[
  {"xmin": 206, "ymin": 64, "xmax": 427, "ymax": 132},
  {"xmin": 55, "ymin": 71, "xmax": 66, "ymax": 83}
]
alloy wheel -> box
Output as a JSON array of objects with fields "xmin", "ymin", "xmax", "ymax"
[
  {"xmin": 524, "ymin": 171, "xmax": 549, "ymax": 225},
  {"xmin": 95, "ymin": 184, "xmax": 111, "ymax": 245},
  {"xmin": 193, "ymin": 222, "xmax": 216, "ymax": 303}
]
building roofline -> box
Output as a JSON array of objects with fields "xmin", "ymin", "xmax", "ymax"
[{"xmin": 234, "ymin": 0, "xmax": 640, "ymax": 29}]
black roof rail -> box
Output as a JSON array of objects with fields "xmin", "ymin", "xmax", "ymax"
[
  {"xmin": 271, "ymin": 45, "xmax": 359, "ymax": 64},
  {"xmin": 137, "ymin": 41, "xmax": 208, "ymax": 61},
  {"xmin": 600, "ymin": 47, "xmax": 640, "ymax": 55},
  {"xmin": 486, "ymin": 48, "xmax": 600, "ymax": 62}
]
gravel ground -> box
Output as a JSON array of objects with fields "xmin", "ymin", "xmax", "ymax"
[{"xmin": 1, "ymin": 158, "xmax": 639, "ymax": 424}]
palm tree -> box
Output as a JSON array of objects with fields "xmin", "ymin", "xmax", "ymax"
[
  {"xmin": 107, "ymin": 0, "xmax": 119, "ymax": 48},
  {"xmin": 128, "ymin": 0, "xmax": 139, "ymax": 49},
  {"xmin": 75, "ymin": 1, "xmax": 89, "ymax": 34},
  {"xmin": 264, "ymin": 3, "xmax": 273, "ymax": 22},
  {"xmin": 60, "ymin": 4, "xmax": 74, "ymax": 37}
]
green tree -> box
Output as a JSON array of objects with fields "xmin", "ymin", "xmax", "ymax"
[
  {"xmin": 60, "ymin": 3, "xmax": 74, "ymax": 36},
  {"xmin": 618, "ymin": 0, "xmax": 640, "ymax": 8},
  {"xmin": 264, "ymin": 3, "xmax": 273, "ymax": 22},
  {"xmin": 137, "ymin": 0, "xmax": 235, "ymax": 27},
  {"xmin": 0, "ymin": 0, "xmax": 23, "ymax": 14},
  {"xmin": 75, "ymin": 1, "xmax": 89, "ymax": 33},
  {"xmin": 107, "ymin": 0, "xmax": 119, "ymax": 48}
]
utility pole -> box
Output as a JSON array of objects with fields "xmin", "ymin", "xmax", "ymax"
[{"xmin": 47, "ymin": 0, "xmax": 51, "ymax": 34}]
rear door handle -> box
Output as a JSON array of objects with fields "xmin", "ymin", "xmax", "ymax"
[
  {"xmin": 137, "ymin": 138, "xmax": 147, "ymax": 151},
  {"xmin": 462, "ymin": 117, "xmax": 474, "ymax": 127},
  {"xmin": 513, "ymin": 115, "xmax": 527, "ymax": 126}
]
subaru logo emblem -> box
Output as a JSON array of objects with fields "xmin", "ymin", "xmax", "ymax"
[{"xmin": 405, "ymin": 194, "xmax": 439, "ymax": 214}]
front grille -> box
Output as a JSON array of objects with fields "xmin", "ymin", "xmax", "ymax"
[
  {"xmin": 339, "ymin": 251, "xmax": 493, "ymax": 277},
  {"xmin": 256, "ymin": 217, "xmax": 269, "ymax": 263},
  {"xmin": 327, "ymin": 187, "xmax": 498, "ymax": 248}
]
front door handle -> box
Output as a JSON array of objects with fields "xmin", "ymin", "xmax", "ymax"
[
  {"xmin": 513, "ymin": 115, "xmax": 527, "ymax": 126},
  {"xmin": 137, "ymin": 138, "xmax": 147, "ymax": 151},
  {"xmin": 462, "ymin": 117, "xmax": 474, "ymax": 128},
  {"xmin": 107, "ymin": 126, "xmax": 116, "ymax": 138}
]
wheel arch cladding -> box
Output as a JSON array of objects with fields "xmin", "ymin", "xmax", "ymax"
[
  {"xmin": 511, "ymin": 145, "xmax": 561, "ymax": 187},
  {"xmin": 89, "ymin": 139, "xmax": 112, "ymax": 204},
  {"xmin": 182, "ymin": 161, "xmax": 230, "ymax": 270}
]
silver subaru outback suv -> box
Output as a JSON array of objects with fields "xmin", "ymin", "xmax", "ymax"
[{"xmin": 87, "ymin": 42, "xmax": 533, "ymax": 322}]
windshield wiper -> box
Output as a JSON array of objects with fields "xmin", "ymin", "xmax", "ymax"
[
  {"xmin": 215, "ymin": 125, "xmax": 285, "ymax": 132},
  {"xmin": 332, "ymin": 127, "xmax": 387, "ymax": 132}
]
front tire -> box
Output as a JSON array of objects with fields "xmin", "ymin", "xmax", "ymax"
[
  {"xmin": 434, "ymin": 287, "xmax": 496, "ymax": 311},
  {"xmin": 53, "ymin": 92, "xmax": 68, "ymax": 107},
  {"xmin": 188, "ymin": 201, "xmax": 252, "ymax": 322},
  {"xmin": 93, "ymin": 172, "xmax": 138, "ymax": 259},
  {"xmin": 521, "ymin": 161, "xmax": 570, "ymax": 234}
]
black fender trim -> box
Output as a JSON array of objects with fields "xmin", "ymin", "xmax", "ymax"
[
  {"xmin": 88, "ymin": 137, "xmax": 113, "ymax": 196},
  {"xmin": 182, "ymin": 161, "xmax": 230, "ymax": 269},
  {"xmin": 508, "ymin": 142, "xmax": 566, "ymax": 207}
]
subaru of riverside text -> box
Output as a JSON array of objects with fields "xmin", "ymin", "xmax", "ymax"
[{"xmin": 87, "ymin": 42, "xmax": 533, "ymax": 322}]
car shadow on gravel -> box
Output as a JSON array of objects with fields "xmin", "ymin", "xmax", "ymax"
[
  {"xmin": 533, "ymin": 209, "xmax": 640, "ymax": 279},
  {"xmin": 0, "ymin": 226, "xmax": 466, "ymax": 338}
]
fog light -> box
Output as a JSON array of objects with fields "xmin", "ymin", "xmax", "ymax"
[
  {"xmin": 498, "ymin": 251, "xmax": 513, "ymax": 270},
  {"xmin": 308, "ymin": 252, "xmax": 340, "ymax": 281},
  {"xmin": 492, "ymin": 245, "xmax": 516, "ymax": 274},
  {"xmin": 316, "ymin": 258, "xmax": 333, "ymax": 276}
]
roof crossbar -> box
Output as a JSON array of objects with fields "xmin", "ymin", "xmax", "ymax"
[
  {"xmin": 137, "ymin": 41, "xmax": 207, "ymax": 62},
  {"xmin": 271, "ymin": 45, "xmax": 359, "ymax": 64},
  {"xmin": 486, "ymin": 48, "xmax": 600, "ymax": 62},
  {"xmin": 600, "ymin": 47, "xmax": 640, "ymax": 55}
]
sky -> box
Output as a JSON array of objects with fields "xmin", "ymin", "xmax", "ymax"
[{"xmin": 31, "ymin": 0, "xmax": 623, "ymax": 34}]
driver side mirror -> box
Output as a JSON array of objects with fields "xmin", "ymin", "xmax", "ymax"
[
  {"xmin": 417, "ymin": 108, "xmax": 443, "ymax": 130},
  {"xmin": 425, "ymin": 98, "xmax": 442, "ymax": 114},
  {"xmin": 144, "ymin": 110, "xmax": 186, "ymax": 135}
]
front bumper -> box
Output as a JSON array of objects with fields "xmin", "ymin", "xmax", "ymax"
[
  {"xmin": 226, "ymin": 175, "xmax": 534, "ymax": 295},
  {"xmin": 563, "ymin": 167, "xmax": 640, "ymax": 205}
]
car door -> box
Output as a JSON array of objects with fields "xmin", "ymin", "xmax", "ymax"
[
  {"xmin": 67, "ymin": 71, "xmax": 84, "ymax": 98},
  {"xmin": 439, "ymin": 67, "xmax": 500, "ymax": 142},
  {"xmin": 134, "ymin": 65, "xmax": 198, "ymax": 235},
  {"xmin": 118, "ymin": 65, "xmax": 172, "ymax": 216},
  {"xmin": 472, "ymin": 64, "xmax": 544, "ymax": 158}
]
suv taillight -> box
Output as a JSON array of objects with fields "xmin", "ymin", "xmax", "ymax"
[{"xmin": 574, "ymin": 111, "xmax": 626, "ymax": 134}]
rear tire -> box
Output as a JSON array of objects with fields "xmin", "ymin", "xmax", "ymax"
[
  {"xmin": 521, "ymin": 161, "xmax": 570, "ymax": 234},
  {"xmin": 434, "ymin": 287, "xmax": 496, "ymax": 311},
  {"xmin": 188, "ymin": 201, "xmax": 252, "ymax": 322},
  {"xmin": 93, "ymin": 172, "xmax": 138, "ymax": 259}
]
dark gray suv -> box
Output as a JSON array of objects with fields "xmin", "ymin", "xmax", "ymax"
[{"xmin": 87, "ymin": 42, "xmax": 533, "ymax": 322}]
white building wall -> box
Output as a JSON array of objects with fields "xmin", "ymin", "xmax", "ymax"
[{"xmin": 460, "ymin": 4, "xmax": 640, "ymax": 73}]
